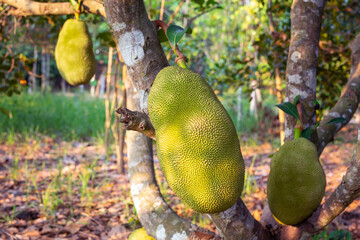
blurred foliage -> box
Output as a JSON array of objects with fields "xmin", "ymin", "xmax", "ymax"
[
  {"xmin": 152, "ymin": 0, "xmax": 360, "ymax": 109},
  {"xmin": 253, "ymin": 0, "xmax": 360, "ymax": 108},
  {"xmin": 1, "ymin": 0, "xmax": 359, "ymax": 111},
  {"xmin": 0, "ymin": 93, "xmax": 106, "ymax": 141}
]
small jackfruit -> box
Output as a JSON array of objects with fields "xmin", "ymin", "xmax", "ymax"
[
  {"xmin": 148, "ymin": 66, "xmax": 245, "ymax": 213},
  {"xmin": 128, "ymin": 228, "xmax": 154, "ymax": 240},
  {"xmin": 267, "ymin": 137, "xmax": 326, "ymax": 225},
  {"xmin": 55, "ymin": 19, "xmax": 96, "ymax": 86}
]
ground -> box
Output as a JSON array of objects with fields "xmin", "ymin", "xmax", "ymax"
[{"xmin": 0, "ymin": 125, "xmax": 359, "ymax": 240}]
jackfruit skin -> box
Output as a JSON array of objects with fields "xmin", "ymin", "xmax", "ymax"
[
  {"xmin": 55, "ymin": 19, "xmax": 96, "ymax": 86},
  {"xmin": 148, "ymin": 66, "xmax": 245, "ymax": 213},
  {"xmin": 128, "ymin": 228, "xmax": 154, "ymax": 240},
  {"xmin": 267, "ymin": 137, "xmax": 326, "ymax": 225}
]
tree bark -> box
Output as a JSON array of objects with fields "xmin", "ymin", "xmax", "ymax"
[
  {"xmin": 104, "ymin": 47, "xmax": 114, "ymax": 153},
  {"xmin": 103, "ymin": 0, "xmax": 169, "ymax": 112},
  {"xmin": 208, "ymin": 199, "xmax": 272, "ymax": 240},
  {"xmin": 284, "ymin": 0, "xmax": 327, "ymax": 141},
  {"xmin": 2, "ymin": 0, "xmax": 106, "ymax": 17},
  {"xmin": 41, "ymin": 45, "xmax": 50, "ymax": 93},
  {"xmin": 315, "ymin": 33, "xmax": 360, "ymax": 155},
  {"xmin": 275, "ymin": 68, "xmax": 285, "ymax": 144},
  {"xmin": 29, "ymin": 46, "xmax": 38, "ymax": 93},
  {"xmin": 113, "ymin": 64, "xmax": 127, "ymax": 174},
  {"xmin": 267, "ymin": 0, "xmax": 285, "ymax": 144}
]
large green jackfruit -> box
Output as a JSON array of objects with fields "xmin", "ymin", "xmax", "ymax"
[
  {"xmin": 128, "ymin": 228, "xmax": 154, "ymax": 240},
  {"xmin": 55, "ymin": 19, "xmax": 96, "ymax": 86},
  {"xmin": 148, "ymin": 66, "xmax": 245, "ymax": 213},
  {"xmin": 267, "ymin": 137, "xmax": 326, "ymax": 225}
]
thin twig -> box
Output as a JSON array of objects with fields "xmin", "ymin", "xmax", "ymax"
[
  {"xmin": 167, "ymin": 0, "xmax": 186, "ymax": 25},
  {"xmin": 153, "ymin": 20, "xmax": 186, "ymax": 64}
]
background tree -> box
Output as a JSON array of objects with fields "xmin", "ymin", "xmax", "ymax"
[{"xmin": 1, "ymin": 0, "xmax": 359, "ymax": 239}]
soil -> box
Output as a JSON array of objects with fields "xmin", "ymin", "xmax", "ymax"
[{"xmin": 0, "ymin": 124, "xmax": 359, "ymax": 239}]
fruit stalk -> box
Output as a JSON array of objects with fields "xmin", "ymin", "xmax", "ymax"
[
  {"xmin": 294, "ymin": 102, "xmax": 303, "ymax": 139},
  {"xmin": 153, "ymin": 20, "xmax": 187, "ymax": 69}
]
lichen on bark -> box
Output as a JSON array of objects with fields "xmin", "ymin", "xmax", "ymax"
[
  {"xmin": 103, "ymin": 0, "xmax": 168, "ymax": 112},
  {"xmin": 284, "ymin": 0, "xmax": 327, "ymax": 141}
]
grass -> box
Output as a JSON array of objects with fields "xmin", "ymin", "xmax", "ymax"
[
  {"xmin": 0, "ymin": 92, "xmax": 107, "ymax": 142},
  {"xmin": 243, "ymin": 155, "xmax": 258, "ymax": 197},
  {"xmin": 313, "ymin": 229, "xmax": 353, "ymax": 240}
]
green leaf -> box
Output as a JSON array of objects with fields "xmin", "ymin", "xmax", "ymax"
[
  {"xmin": 90, "ymin": 80, "xmax": 97, "ymax": 87},
  {"xmin": 293, "ymin": 95, "xmax": 300, "ymax": 105},
  {"xmin": 0, "ymin": 107, "xmax": 9, "ymax": 116},
  {"xmin": 96, "ymin": 31, "xmax": 116, "ymax": 47},
  {"xmin": 301, "ymin": 127, "xmax": 312, "ymax": 139},
  {"xmin": 69, "ymin": 0, "xmax": 77, "ymax": 9},
  {"xmin": 167, "ymin": 25, "xmax": 187, "ymax": 47},
  {"xmin": 327, "ymin": 117, "xmax": 346, "ymax": 125},
  {"xmin": 185, "ymin": 27, "xmax": 193, "ymax": 35},
  {"xmin": 276, "ymin": 102, "xmax": 299, "ymax": 120},
  {"xmin": 345, "ymin": 230, "xmax": 353, "ymax": 240},
  {"xmin": 157, "ymin": 29, "xmax": 168, "ymax": 43}
]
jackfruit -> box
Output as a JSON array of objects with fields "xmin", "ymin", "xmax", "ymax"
[
  {"xmin": 148, "ymin": 66, "xmax": 245, "ymax": 213},
  {"xmin": 267, "ymin": 137, "xmax": 326, "ymax": 225},
  {"xmin": 128, "ymin": 228, "xmax": 154, "ymax": 240},
  {"xmin": 55, "ymin": 19, "xmax": 96, "ymax": 86}
]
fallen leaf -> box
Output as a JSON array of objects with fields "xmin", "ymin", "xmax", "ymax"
[
  {"xmin": 64, "ymin": 223, "xmax": 82, "ymax": 235},
  {"xmin": 108, "ymin": 224, "xmax": 127, "ymax": 239}
]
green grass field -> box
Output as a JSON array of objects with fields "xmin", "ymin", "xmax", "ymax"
[{"xmin": 0, "ymin": 93, "xmax": 106, "ymax": 142}]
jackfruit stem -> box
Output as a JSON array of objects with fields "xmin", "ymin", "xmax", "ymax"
[
  {"xmin": 294, "ymin": 103, "xmax": 303, "ymax": 139},
  {"xmin": 153, "ymin": 20, "xmax": 187, "ymax": 69},
  {"xmin": 176, "ymin": 57, "xmax": 187, "ymax": 69},
  {"xmin": 294, "ymin": 123, "xmax": 302, "ymax": 139},
  {"xmin": 74, "ymin": 0, "xmax": 82, "ymax": 20}
]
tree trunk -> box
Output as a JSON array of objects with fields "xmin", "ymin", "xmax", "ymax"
[
  {"xmin": 115, "ymin": 65, "xmax": 127, "ymax": 174},
  {"xmin": 90, "ymin": 76, "xmax": 96, "ymax": 96},
  {"xmin": 99, "ymin": 70, "xmax": 106, "ymax": 97},
  {"xmin": 104, "ymin": 0, "xmax": 169, "ymax": 112},
  {"xmin": 29, "ymin": 46, "xmax": 38, "ymax": 93},
  {"xmin": 112, "ymin": 61, "xmax": 127, "ymax": 174},
  {"xmin": 275, "ymin": 68, "xmax": 285, "ymax": 145},
  {"xmin": 41, "ymin": 45, "xmax": 50, "ymax": 93},
  {"xmin": 249, "ymin": 80, "xmax": 258, "ymax": 119},
  {"xmin": 105, "ymin": 47, "xmax": 114, "ymax": 153},
  {"xmin": 236, "ymin": 87, "xmax": 242, "ymax": 132},
  {"xmin": 95, "ymin": 68, "xmax": 106, "ymax": 97},
  {"xmin": 160, "ymin": 0, "xmax": 166, "ymax": 21},
  {"xmin": 104, "ymin": 1, "xmax": 217, "ymax": 238},
  {"xmin": 61, "ymin": 78, "xmax": 66, "ymax": 93},
  {"xmin": 284, "ymin": 0, "xmax": 326, "ymax": 141}
]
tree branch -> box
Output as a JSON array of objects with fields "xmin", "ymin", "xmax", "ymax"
[
  {"xmin": 115, "ymin": 107, "xmax": 156, "ymax": 140},
  {"xmin": 316, "ymin": 33, "xmax": 360, "ymax": 156},
  {"xmin": 208, "ymin": 199, "xmax": 273, "ymax": 240},
  {"xmin": 308, "ymin": 132, "xmax": 360, "ymax": 230},
  {"xmin": 167, "ymin": 0, "xmax": 186, "ymax": 26},
  {"xmin": 2, "ymin": 0, "xmax": 106, "ymax": 17}
]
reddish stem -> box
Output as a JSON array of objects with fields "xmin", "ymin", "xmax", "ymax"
[
  {"xmin": 153, "ymin": 20, "xmax": 186, "ymax": 64},
  {"xmin": 296, "ymin": 103, "xmax": 303, "ymax": 129}
]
